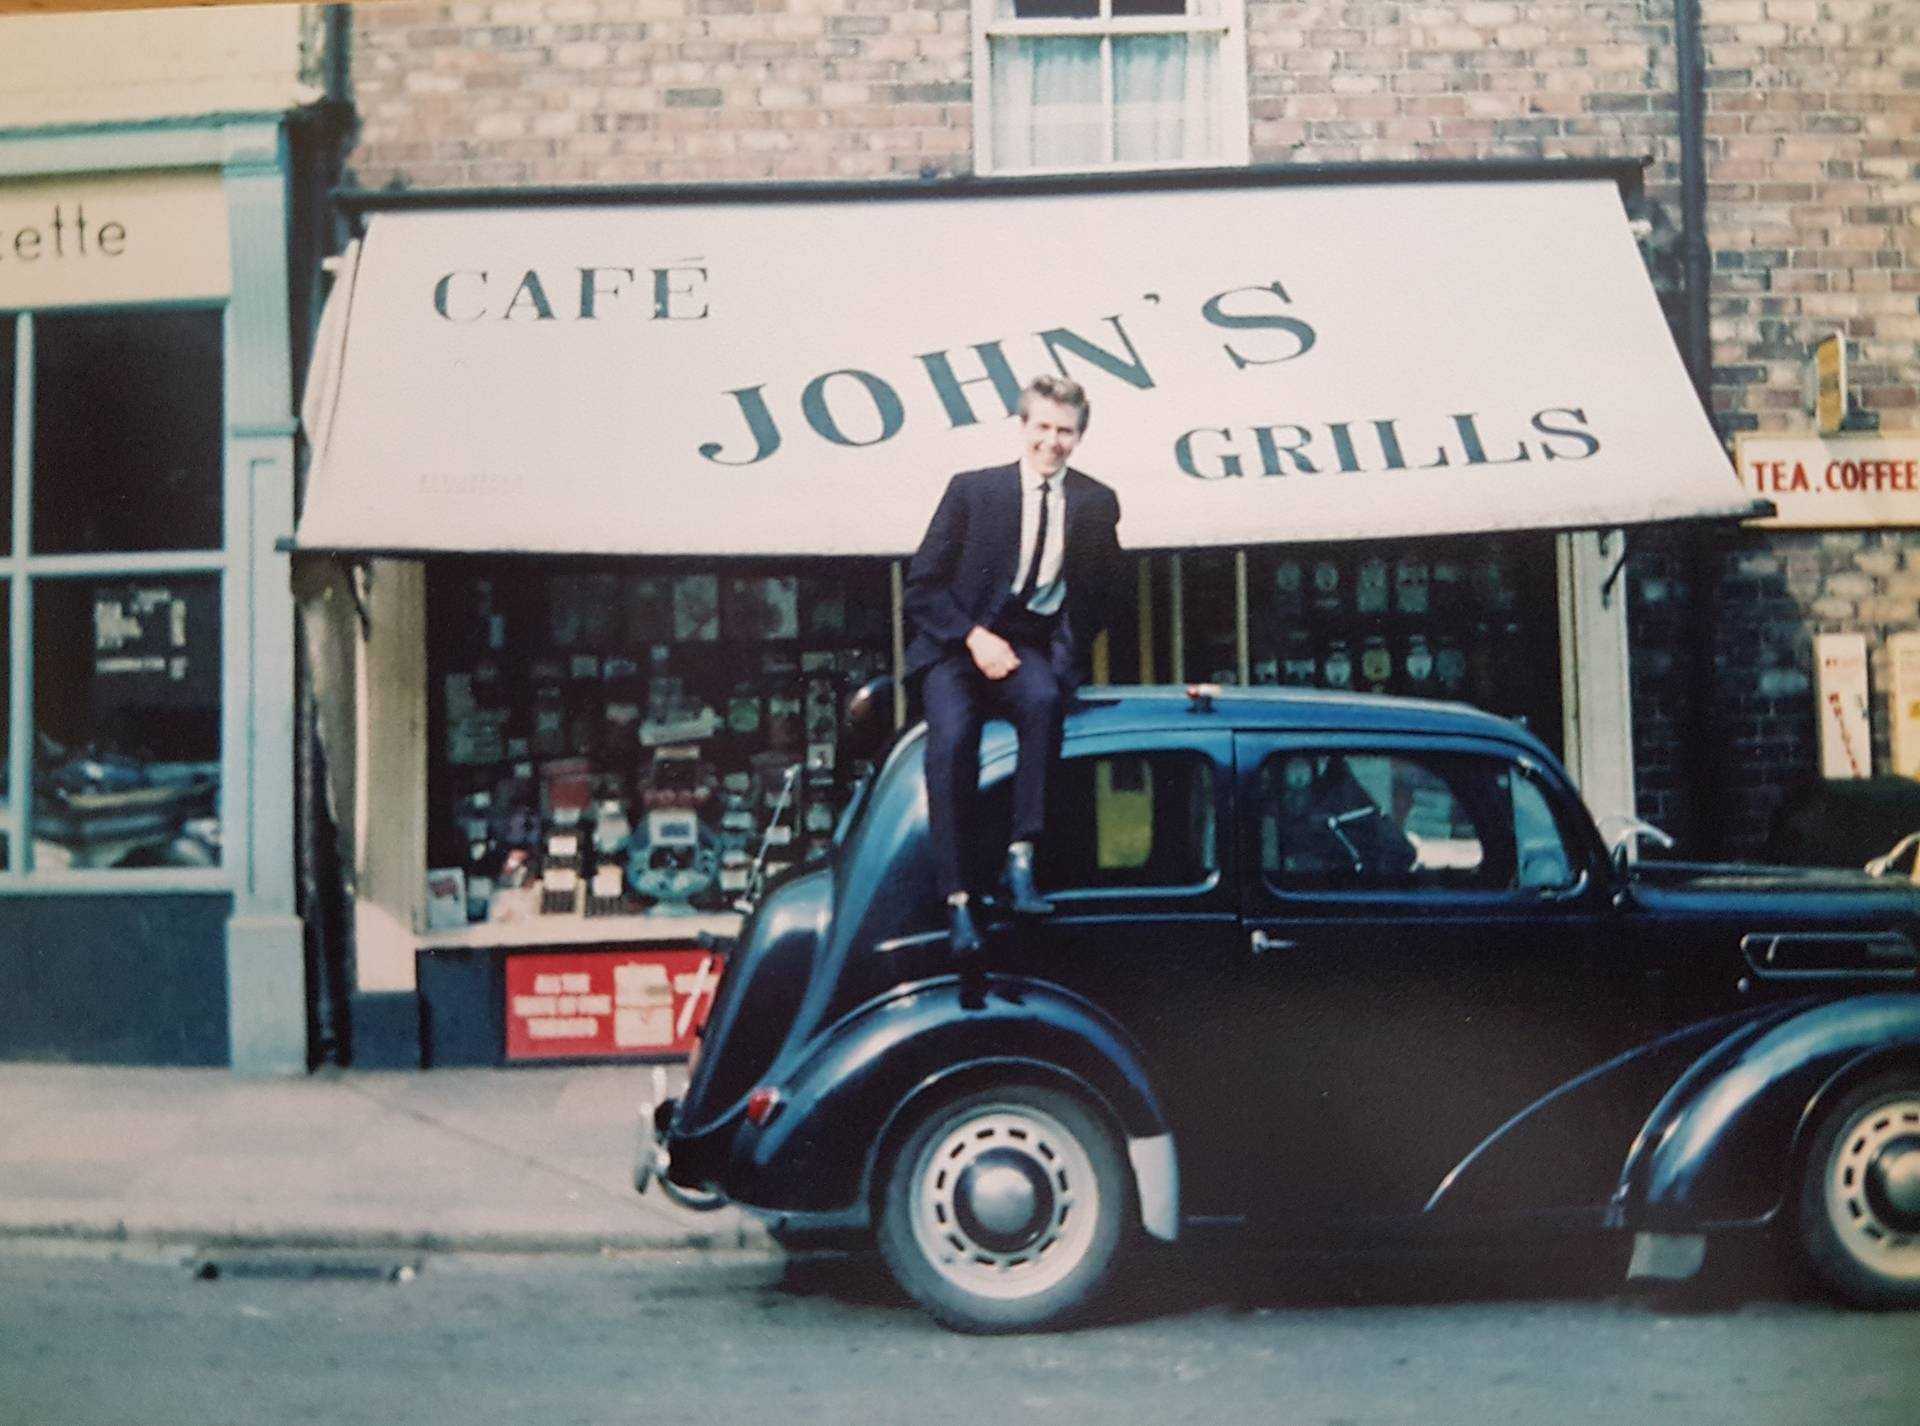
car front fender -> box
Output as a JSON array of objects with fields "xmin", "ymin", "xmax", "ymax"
[
  {"xmin": 1617, "ymin": 993, "xmax": 1920, "ymax": 1231},
  {"xmin": 724, "ymin": 974, "xmax": 1176, "ymax": 1236}
]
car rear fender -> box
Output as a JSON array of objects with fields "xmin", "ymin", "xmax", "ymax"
[
  {"xmin": 1618, "ymin": 994, "xmax": 1920, "ymax": 1231},
  {"xmin": 730, "ymin": 976, "xmax": 1177, "ymax": 1237}
]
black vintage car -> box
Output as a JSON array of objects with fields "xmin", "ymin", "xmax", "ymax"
[{"xmin": 639, "ymin": 684, "xmax": 1920, "ymax": 1332}]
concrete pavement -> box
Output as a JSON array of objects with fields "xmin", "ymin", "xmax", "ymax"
[{"xmin": 0, "ymin": 1062, "xmax": 771, "ymax": 1254}]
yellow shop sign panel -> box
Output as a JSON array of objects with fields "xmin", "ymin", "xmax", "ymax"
[{"xmin": 0, "ymin": 169, "xmax": 229, "ymax": 310}]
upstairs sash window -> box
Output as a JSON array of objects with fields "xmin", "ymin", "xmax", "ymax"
[{"xmin": 976, "ymin": 0, "xmax": 1248, "ymax": 174}]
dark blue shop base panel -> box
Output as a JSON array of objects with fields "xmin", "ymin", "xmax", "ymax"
[
  {"xmin": 0, "ymin": 893, "xmax": 232, "ymax": 1065},
  {"xmin": 347, "ymin": 990, "xmax": 424, "ymax": 1069},
  {"xmin": 417, "ymin": 947, "xmax": 506, "ymax": 1067}
]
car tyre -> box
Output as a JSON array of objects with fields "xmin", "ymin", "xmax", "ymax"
[
  {"xmin": 877, "ymin": 1084, "xmax": 1132, "ymax": 1334},
  {"xmin": 1798, "ymin": 1071, "xmax": 1920, "ymax": 1309}
]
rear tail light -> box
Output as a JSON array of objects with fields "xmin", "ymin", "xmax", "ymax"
[{"xmin": 745, "ymin": 1086, "xmax": 783, "ymax": 1126}]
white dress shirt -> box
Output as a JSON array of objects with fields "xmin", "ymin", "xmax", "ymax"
[{"xmin": 1011, "ymin": 459, "xmax": 1067, "ymax": 616}]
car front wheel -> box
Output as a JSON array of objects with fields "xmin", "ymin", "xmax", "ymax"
[
  {"xmin": 877, "ymin": 1084, "xmax": 1131, "ymax": 1333},
  {"xmin": 1799, "ymin": 1071, "xmax": 1920, "ymax": 1308}
]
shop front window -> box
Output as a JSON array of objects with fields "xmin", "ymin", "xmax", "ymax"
[
  {"xmin": 1235, "ymin": 535, "xmax": 1564, "ymax": 753},
  {"xmin": 975, "ymin": 0, "xmax": 1248, "ymax": 174},
  {"xmin": 2, "ymin": 307, "xmax": 225, "ymax": 877},
  {"xmin": 425, "ymin": 560, "xmax": 893, "ymax": 926}
]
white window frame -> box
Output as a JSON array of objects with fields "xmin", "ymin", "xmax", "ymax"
[
  {"xmin": 2, "ymin": 306, "xmax": 232, "ymax": 891},
  {"xmin": 971, "ymin": 0, "xmax": 1252, "ymax": 176}
]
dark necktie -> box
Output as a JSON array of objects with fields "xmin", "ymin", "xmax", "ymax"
[{"xmin": 1017, "ymin": 480, "xmax": 1051, "ymax": 605}]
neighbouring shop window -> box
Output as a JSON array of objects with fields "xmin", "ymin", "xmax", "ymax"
[
  {"xmin": 32, "ymin": 577, "xmax": 221, "ymax": 871},
  {"xmin": 1, "ymin": 583, "xmax": 10, "ymax": 871},
  {"xmin": 425, "ymin": 560, "xmax": 893, "ymax": 925},
  {"xmin": 976, "ymin": 0, "xmax": 1246, "ymax": 173},
  {"xmin": 1042, "ymin": 751, "xmax": 1217, "ymax": 890},
  {"xmin": 31, "ymin": 310, "xmax": 223, "ymax": 554},
  {"xmin": 1, "ymin": 307, "xmax": 225, "ymax": 876}
]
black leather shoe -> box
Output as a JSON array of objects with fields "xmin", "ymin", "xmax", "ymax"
[
  {"xmin": 1002, "ymin": 846, "xmax": 1055, "ymax": 916},
  {"xmin": 947, "ymin": 898, "xmax": 982, "ymax": 956}
]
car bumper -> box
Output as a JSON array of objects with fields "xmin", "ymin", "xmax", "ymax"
[{"xmin": 634, "ymin": 1096, "xmax": 731, "ymax": 1212}]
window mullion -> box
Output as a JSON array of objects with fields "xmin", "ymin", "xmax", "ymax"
[
  {"xmin": 25, "ymin": 551, "xmax": 227, "ymax": 579},
  {"xmin": 1100, "ymin": 32, "xmax": 1116, "ymax": 166},
  {"xmin": 8, "ymin": 314, "xmax": 33, "ymax": 874}
]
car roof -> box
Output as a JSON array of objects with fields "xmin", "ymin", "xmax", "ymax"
[{"xmin": 1057, "ymin": 684, "xmax": 1552, "ymax": 756}]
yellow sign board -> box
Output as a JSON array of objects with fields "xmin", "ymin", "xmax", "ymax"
[
  {"xmin": 0, "ymin": 169, "xmax": 229, "ymax": 310},
  {"xmin": 1815, "ymin": 331, "xmax": 1847, "ymax": 435}
]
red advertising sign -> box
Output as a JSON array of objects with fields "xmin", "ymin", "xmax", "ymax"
[{"xmin": 504, "ymin": 947, "xmax": 725, "ymax": 1062}]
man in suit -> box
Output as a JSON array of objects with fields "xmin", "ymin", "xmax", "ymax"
[{"xmin": 904, "ymin": 374, "xmax": 1124, "ymax": 955}]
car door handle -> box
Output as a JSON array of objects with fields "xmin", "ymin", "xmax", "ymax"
[{"xmin": 1250, "ymin": 930, "xmax": 1296, "ymax": 956}]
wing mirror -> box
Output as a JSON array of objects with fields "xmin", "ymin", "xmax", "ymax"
[{"xmin": 1599, "ymin": 815, "xmax": 1675, "ymax": 878}]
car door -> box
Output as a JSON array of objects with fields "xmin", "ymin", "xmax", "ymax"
[
  {"xmin": 982, "ymin": 728, "xmax": 1255, "ymax": 1218},
  {"xmin": 1234, "ymin": 733, "xmax": 1638, "ymax": 1228}
]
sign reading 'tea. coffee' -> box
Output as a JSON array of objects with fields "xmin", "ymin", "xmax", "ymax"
[{"xmin": 1737, "ymin": 434, "xmax": 1920, "ymax": 529}]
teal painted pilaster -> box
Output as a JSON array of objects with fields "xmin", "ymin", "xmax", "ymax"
[{"xmin": 221, "ymin": 117, "xmax": 306, "ymax": 1076}]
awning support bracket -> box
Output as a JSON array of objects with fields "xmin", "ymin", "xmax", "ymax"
[
  {"xmin": 346, "ymin": 557, "xmax": 373, "ymax": 640},
  {"xmin": 1599, "ymin": 531, "xmax": 1629, "ymax": 609}
]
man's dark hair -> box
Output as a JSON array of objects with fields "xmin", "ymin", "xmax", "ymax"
[{"xmin": 1018, "ymin": 374, "xmax": 1091, "ymax": 434}]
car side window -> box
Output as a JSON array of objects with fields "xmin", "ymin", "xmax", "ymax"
[
  {"xmin": 1039, "ymin": 752, "xmax": 1218, "ymax": 892},
  {"xmin": 1260, "ymin": 750, "xmax": 1554, "ymax": 895},
  {"xmin": 1512, "ymin": 770, "xmax": 1578, "ymax": 891}
]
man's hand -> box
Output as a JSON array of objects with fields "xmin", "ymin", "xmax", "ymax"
[{"xmin": 965, "ymin": 626, "xmax": 1021, "ymax": 681}]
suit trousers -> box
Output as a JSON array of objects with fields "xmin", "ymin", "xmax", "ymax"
[{"xmin": 920, "ymin": 639, "xmax": 1065, "ymax": 899}]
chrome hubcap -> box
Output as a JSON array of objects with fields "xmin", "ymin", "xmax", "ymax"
[
  {"xmin": 1867, "ymin": 1139, "xmax": 1920, "ymax": 1226},
  {"xmin": 909, "ymin": 1104, "xmax": 1099, "ymax": 1301},
  {"xmin": 955, "ymin": 1149, "xmax": 1052, "ymax": 1251},
  {"xmin": 1826, "ymin": 1097, "xmax": 1920, "ymax": 1279}
]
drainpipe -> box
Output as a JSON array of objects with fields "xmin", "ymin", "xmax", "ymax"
[
  {"xmin": 1675, "ymin": 0, "xmax": 1711, "ymax": 400},
  {"xmin": 1676, "ymin": 0, "xmax": 1723, "ymax": 854},
  {"xmin": 297, "ymin": 4, "xmax": 360, "ymax": 1063}
]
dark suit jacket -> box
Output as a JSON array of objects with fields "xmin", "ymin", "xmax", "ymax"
[{"xmin": 903, "ymin": 462, "xmax": 1123, "ymax": 691}]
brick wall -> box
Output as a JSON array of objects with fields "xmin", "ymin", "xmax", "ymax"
[
  {"xmin": 1245, "ymin": 1, "xmax": 1681, "ymax": 166},
  {"xmin": 1640, "ymin": 527, "xmax": 1920, "ymax": 860},
  {"xmin": 1683, "ymin": 4, "xmax": 1920, "ymax": 855},
  {"xmin": 345, "ymin": 0, "xmax": 974, "ymax": 188},
  {"xmin": 0, "ymin": 6, "xmax": 319, "ymax": 127},
  {"xmin": 1703, "ymin": 0, "xmax": 1919, "ymax": 437}
]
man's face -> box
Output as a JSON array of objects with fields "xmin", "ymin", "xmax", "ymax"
[{"xmin": 1021, "ymin": 396, "xmax": 1084, "ymax": 477}]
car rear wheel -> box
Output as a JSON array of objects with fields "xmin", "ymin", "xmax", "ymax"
[
  {"xmin": 1799, "ymin": 1072, "xmax": 1920, "ymax": 1309},
  {"xmin": 877, "ymin": 1084, "xmax": 1131, "ymax": 1333}
]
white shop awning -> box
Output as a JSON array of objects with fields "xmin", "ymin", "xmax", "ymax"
[{"xmin": 293, "ymin": 169, "xmax": 1762, "ymax": 558}]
